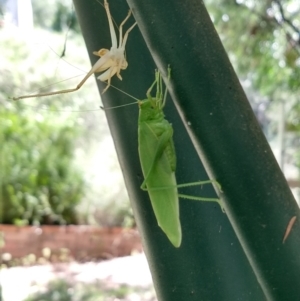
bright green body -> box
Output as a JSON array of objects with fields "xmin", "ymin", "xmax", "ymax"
[
  {"xmin": 137, "ymin": 69, "xmax": 223, "ymax": 248},
  {"xmin": 138, "ymin": 99, "xmax": 182, "ymax": 247}
]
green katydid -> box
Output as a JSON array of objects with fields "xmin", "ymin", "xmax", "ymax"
[{"xmin": 132, "ymin": 67, "xmax": 224, "ymax": 248}]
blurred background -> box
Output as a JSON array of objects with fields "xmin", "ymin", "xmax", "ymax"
[{"xmin": 0, "ymin": 0, "xmax": 300, "ymax": 300}]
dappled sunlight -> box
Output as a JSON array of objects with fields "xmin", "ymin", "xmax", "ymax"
[{"xmin": 0, "ymin": 254, "xmax": 156, "ymax": 301}]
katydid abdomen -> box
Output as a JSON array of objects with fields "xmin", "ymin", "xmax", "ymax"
[{"xmin": 138, "ymin": 109, "xmax": 182, "ymax": 247}]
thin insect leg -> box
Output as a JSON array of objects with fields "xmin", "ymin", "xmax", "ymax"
[
  {"xmin": 175, "ymin": 179, "xmax": 222, "ymax": 191},
  {"xmin": 177, "ymin": 193, "xmax": 224, "ymax": 211},
  {"xmin": 116, "ymin": 57, "xmax": 127, "ymax": 79},
  {"xmin": 146, "ymin": 73, "xmax": 159, "ymax": 100},
  {"xmin": 102, "ymin": 68, "xmax": 114, "ymax": 93},
  {"xmin": 121, "ymin": 21, "xmax": 137, "ymax": 49},
  {"xmin": 145, "ymin": 180, "xmax": 221, "ymax": 192},
  {"xmin": 104, "ymin": 0, "xmax": 117, "ymax": 48},
  {"xmin": 118, "ymin": 10, "xmax": 133, "ymax": 47},
  {"xmin": 13, "ymin": 55, "xmax": 111, "ymax": 100},
  {"xmin": 158, "ymin": 71, "xmax": 163, "ymax": 106},
  {"xmin": 144, "ymin": 179, "xmax": 224, "ymax": 210},
  {"xmin": 157, "ymin": 71, "xmax": 162, "ymax": 101},
  {"xmin": 154, "ymin": 70, "xmax": 161, "ymax": 101},
  {"xmin": 143, "ymin": 180, "xmax": 224, "ymax": 211}
]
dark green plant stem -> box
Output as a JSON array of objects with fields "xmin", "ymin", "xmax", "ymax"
[
  {"xmin": 127, "ymin": 0, "xmax": 300, "ymax": 300},
  {"xmin": 73, "ymin": 0, "xmax": 300, "ymax": 300}
]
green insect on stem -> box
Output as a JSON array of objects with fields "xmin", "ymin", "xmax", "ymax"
[{"xmin": 138, "ymin": 67, "xmax": 224, "ymax": 248}]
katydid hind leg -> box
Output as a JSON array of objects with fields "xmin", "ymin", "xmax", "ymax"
[
  {"xmin": 178, "ymin": 193, "xmax": 225, "ymax": 212},
  {"xmin": 144, "ymin": 178, "xmax": 225, "ymax": 211},
  {"xmin": 177, "ymin": 179, "xmax": 224, "ymax": 211}
]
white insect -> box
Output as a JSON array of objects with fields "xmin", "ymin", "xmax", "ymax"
[{"xmin": 13, "ymin": 0, "xmax": 137, "ymax": 101}]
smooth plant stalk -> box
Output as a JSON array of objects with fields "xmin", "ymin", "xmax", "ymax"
[
  {"xmin": 73, "ymin": 0, "xmax": 277, "ymax": 300},
  {"xmin": 127, "ymin": 0, "xmax": 300, "ymax": 300}
]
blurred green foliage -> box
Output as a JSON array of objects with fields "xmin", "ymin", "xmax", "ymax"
[
  {"xmin": 206, "ymin": 0, "xmax": 300, "ymax": 94},
  {"xmin": 0, "ymin": 27, "xmax": 87, "ymax": 225},
  {"xmin": 32, "ymin": 0, "xmax": 79, "ymax": 33},
  {"xmin": 0, "ymin": 16, "xmax": 132, "ymax": 226},
  {"xmin": 6, "ymin": 0, "xmax": 299, "ymax": 226},
  {"xmin": 0, "ymin": 108, "xmax": 84, "ymax": 225},
  {"xmin": 205, "ymin": 0, "xmax": 300, "ymax": 173},
  {"xmin": 24, "ymin": 279, "xmax": 155, "ymax": 301}
]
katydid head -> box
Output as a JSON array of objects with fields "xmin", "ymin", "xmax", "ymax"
[
  {"xmin": 138, "ymin": 98, "xmax": 165, "ymax": 122},
  {"xmin": 138, "ymin": 68, "xmax": 171, "ymax": 122}
]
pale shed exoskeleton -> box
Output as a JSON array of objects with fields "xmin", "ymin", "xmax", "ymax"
[{"xmin": 13, "ymin": 0, "xmax": 137, "ymax": 101}]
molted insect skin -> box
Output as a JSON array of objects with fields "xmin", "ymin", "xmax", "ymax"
[
  {"xmin": 138, "ymin": 99, "xmax": 182, "ymax": 247},
  {"xmin": 12, "ymin": 0, "xmax": 137, "ymax": 100}
]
